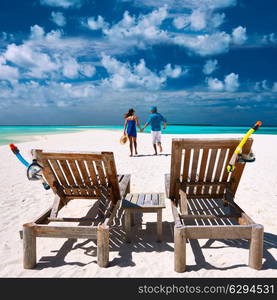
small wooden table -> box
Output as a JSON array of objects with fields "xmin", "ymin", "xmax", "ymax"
[{"xmin": 122, "ymin": 193, "xmax": 165, "ymax": 242}]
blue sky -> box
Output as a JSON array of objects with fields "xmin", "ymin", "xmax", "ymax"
[{"xmin": 0, "ymin": 0, "xmax": 276, "ymax": 125}]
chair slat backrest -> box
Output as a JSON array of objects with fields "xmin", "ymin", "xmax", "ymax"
[
  {"xmin": 34, "ymin": 150, "xmax": 121, "ymax": 204},
  {"xmin": 169, "ymin": 138, "xmax": 253, "ymax": 200}
]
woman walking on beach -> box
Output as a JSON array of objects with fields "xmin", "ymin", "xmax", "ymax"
[{"xmin": 123, "ymin": 108, "xmax": 141, "ymax": 156}]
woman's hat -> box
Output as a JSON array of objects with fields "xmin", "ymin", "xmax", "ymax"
[{"xmin": 120, "ymin": 134, "xmax": 128, "ymax": 145}]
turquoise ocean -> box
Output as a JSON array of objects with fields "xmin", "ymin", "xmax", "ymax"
[{"xmin": 0, "ymin": 125, "xmax": 277, "ymax": 146}]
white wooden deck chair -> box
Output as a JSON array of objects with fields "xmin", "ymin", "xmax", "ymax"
[
  {"xmin": 23, "ymin": 150, "xmax": 130, "ymax": 269},
  {"xmin": 165, "ymin": 138, "xmax": 263, "ymax": 272}
]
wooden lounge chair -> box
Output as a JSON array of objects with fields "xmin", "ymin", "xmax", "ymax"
[
  {"xmin": 165, "ymin": 138, "xmax": 264, "ymax": 272},
  {"xmin": 22, "ymin": 150, "xmax": 130, "ymax": 269}
]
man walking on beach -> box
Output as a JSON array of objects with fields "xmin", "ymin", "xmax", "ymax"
[{"xmin": 141, "ymin": 106, "xmax": 167, "ymax": 155}]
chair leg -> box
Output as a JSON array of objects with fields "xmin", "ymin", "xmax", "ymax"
[
  {"xmin": 249, "ymin": 224, "xmax": 264, "ymax": 270},
  {"xmin": 97, "ymin": 224, "xmax": 109, "ymax": 268},
  {"xmin": 131, "ymin": 211, "xmax": 135, "ymax": 227},
  {"xmin": 157, "ymin": 209, "xmax": 162, "ymax": 242},
  {"xmin": 174, "ymin": 226, "xmax": 186, "ymax": 272},
  {"xmin": 23, "ymin": 223, "xmax": 37, "ymax": 269},
  {"xmin": 125, "ymin": 210, "xmax": 132, "ymax": 243}
]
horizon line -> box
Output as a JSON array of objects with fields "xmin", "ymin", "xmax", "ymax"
[{"xmin": 0, "ymin": 124, "xmax": 277, "ymax": 127}]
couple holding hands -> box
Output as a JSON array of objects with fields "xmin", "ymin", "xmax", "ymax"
[{"xmin": 123, "ymin": 106, "xmax": 167, "ymax": 157}]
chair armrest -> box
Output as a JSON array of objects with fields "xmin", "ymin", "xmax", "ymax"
[
  {"xmin": 104, "ymin": 174, "xmax": 130, "ymax": 226},
  {"xmin": 118, "ymin": 174, "xmax": 131, "ymax": 199},
  {"xmin": 104, "ymin": 200, "xmax": 121, "ymax": 226}
]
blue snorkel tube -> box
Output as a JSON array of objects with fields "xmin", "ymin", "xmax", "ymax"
[
  {"xmin": 9, "ymin": 144, "xmax": 50, "ymax": 190},
  {"xmin": 10, "ymin": 143, "xmax": 30, "ymax": 167}
]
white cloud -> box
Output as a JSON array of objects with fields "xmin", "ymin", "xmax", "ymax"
[
  {"xmin": 30, "ymin": 25, "xmax": 45, "ymax": 40},
  {"xmin": 62, "ymin": 58, "xmax": 96, "ymax": 78},
  {"xmin": 208, "ymin": 72, "xmax": 239, "ymax": 92},
  {"xmin": 4, "ymin": 43, "xmax": 57, "ymax": 78},
  {"xmin": 232, "ymin": 26, "xmax": 247, "ymax": 45},
  {"xmin": 210, "ymin": 12, "xmax": 225, "ymax": 28},
  {"xmin": 224, "ymin": 72, "xmax": 239, "ymax": 91},
  {"xmin": 175, "ymin": 31, "xmax": 231, "ymax": 56},
  {"xmin": 190, "ymin": 10, "xmax": 207, "ymax": 31},
  {"xmin": 59, "ymin": 82, "xmax": 96, "ymax": 98},
  {"xmin": 62, "ymin": 57, "xmax": 80, "ymax": 78},
  {"xmin": 82, "ymin": 4, "xmax": 245, "ymax": 57},
  {"xmin": 26, "ymin": 25, "xmax": 90, "ymax": 58},
  {"xmin": 1, "ymin": 32, "xmax": 14, "ymax": 42},
  {"xmin": 203, "ymin": 59, "xmax": 218, "ymax": 75},
  {"xmin": 0, "ymin": 79, "xmax": 98, "ymax": 110},
  {"xmin": 161, "ymin": 64, "xmax": 183, "ymax": 78},
  {"xmin": 173, "ymin": 16, "xmax": 190, "ymax": 29},
  {"xmin": 101, "ymin": 54, "xmax": 183, "ymax": 90},
  {"xmin": 255, "ymin": 80, "xmax": 277, "ymax": 92},
  {"xmin": 173, "ymin": 9, "xmax": 225, "ymax": 31},
  {"xmin": 261, "ymin": 80, "xmax": 270, "ymax": 91},
  {"xmin": 51, "ymin": 11, "xmax": 66, "ymax": 27},
  {"xmin": 207, "ymin": 77, "xmax": 224, "ymax": 91},
  {"xmin": 87, "ymin": 16, "xmax": 109, "ymax": 31},
  {"xmin": 254, "ymin": 81, "xmax": 261, "ymax": 91},
  {"xmin": 235, "ymin": 105, "xmax": 250, "ymax": 110},
  {"xmin": 80, "ymin": 64, "xmax": 96, "ymax": 77},
  {"xmin": 269, "ymin": 33, "xmax": 276, "ymax": 43},
  {"xmin": 261, "ymin": 33, "xmax": 277, "ymax": 44},
  {"xmin": 45, "ymin": 29, "xmax": 64, "ymax": 43},
  {"xmin": 2, "ymin": 25, "xmax": 97, "ymax": 80},
  {"xmin": 29, "ymin": 25, "xmax": 64, "ymax": 43},
  {"xmin": 40, "ymin": 0, "xmax": 83, "ymax": 8},
  {"xmin": 127, "ymin": 0, "xmax": 237, "ymax": 11},
  {"xmin": 0, "ymin": 57, "xmax": 19, "ymax": 83},
  {"xmin": 102, "ymin": 7, "xmax": 168, "ymax": 48},
  {"xmin": 268, "ymin": 33, "xmax": 276, "ymax": 43},
  {"xmin": 101, "ymin": 54, "xmax": 165, "ymax": 90}
]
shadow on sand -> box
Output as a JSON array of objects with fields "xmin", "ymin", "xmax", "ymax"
[
  {"xmin": 188, "ymin": 232, "xmax": 277, "ymax": 271},
  {"xmin": 36, "ymin": 201, "xmax": 277, "ymax": 272},
  {"xmin": 134, "ymin": 153, "xmax": 171, "ymax": 157}
]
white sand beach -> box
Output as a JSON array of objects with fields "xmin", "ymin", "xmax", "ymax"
[{"xmin": 0, "ymin": 129, "xmax": 276, "ymax": 278}]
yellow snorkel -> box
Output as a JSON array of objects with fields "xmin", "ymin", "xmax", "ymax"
[{"xmin": 227, "ymin": 121, "xmax": 262, "ymax": 173}]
